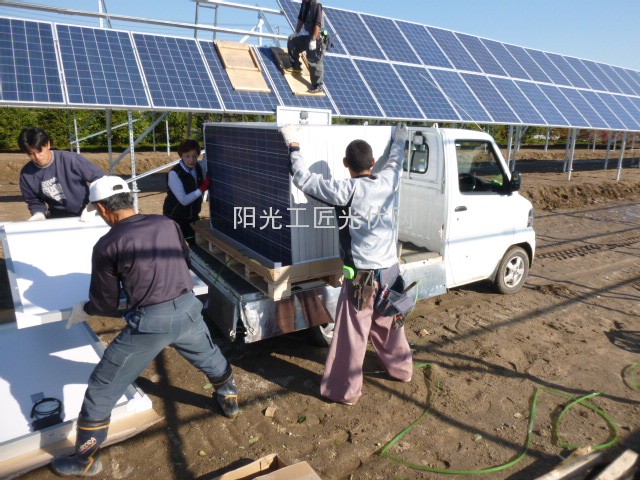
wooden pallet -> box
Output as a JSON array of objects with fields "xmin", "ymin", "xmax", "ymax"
[{"xmin": 193, "ymin": 221, "xmax": 342, "ymax": 301}]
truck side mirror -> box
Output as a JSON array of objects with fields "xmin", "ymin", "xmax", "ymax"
[{"xmin": 509, "ymin": 171, "xmax": 522, "ymax": 192}]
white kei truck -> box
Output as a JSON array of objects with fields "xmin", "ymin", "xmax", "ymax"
[{"xmin": 191, "ymin": 120, "xmax": 536, "ymax": 346}]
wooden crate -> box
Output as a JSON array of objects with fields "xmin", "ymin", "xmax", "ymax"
[{"xmin": 193, "ymin": 221, "xmax": 342, "ymax": 301}]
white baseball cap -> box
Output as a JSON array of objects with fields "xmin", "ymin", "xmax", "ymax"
[{"xmin": 89, "ymin": 176, "xmax": 130, "ymax": 202}]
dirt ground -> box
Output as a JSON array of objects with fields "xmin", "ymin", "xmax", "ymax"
[{"xmin": 1, "ymin": 148, "xmax": 639, "ymax": 480}]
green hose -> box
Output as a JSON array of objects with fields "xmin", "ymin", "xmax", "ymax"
[
  {"xmin": 379, "ymin": 363, "xmax": 619, "ymax": 475},
  {"xmin": 623, "ymin": 363, "xmax": 640, "ymax": 392}
]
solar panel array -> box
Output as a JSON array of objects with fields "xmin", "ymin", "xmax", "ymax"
[{"xmin": 2, "ymin": 4, "xmax": 640, "ymax": 132}]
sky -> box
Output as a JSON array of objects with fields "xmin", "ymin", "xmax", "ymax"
[{"xmin": 1, "ymin": 0, "xmax": 639, "ymax": 71}]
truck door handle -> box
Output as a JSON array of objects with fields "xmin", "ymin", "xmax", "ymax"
[{"xmin": 454, "ymin": 206, "xmax": 467, "ymax": 212}]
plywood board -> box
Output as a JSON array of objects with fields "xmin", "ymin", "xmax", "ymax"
[
  {"xmin": 270, "ymin": 47, "xmax": 325, "ymax": 97},
  {"xmin": 215, "ymin": 40, "xmax": 271, "ymax": 93},
  {"xmin": 0, "ymin": 320, "xmax": 155, "ymax": 476},
  {"xmin": 1, "ymin": 217, "xmax": 208, "ymax": 329}
]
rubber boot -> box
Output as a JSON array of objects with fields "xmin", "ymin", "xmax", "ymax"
[
  {"xmin": 51, "ymin": 417, "xmax": 109, "ymax": 477},
  {"xmin": 212, "ymin": 371, "xmax": 239, "ymax": 419}
]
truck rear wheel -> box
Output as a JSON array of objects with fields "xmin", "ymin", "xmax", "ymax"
[
  {"xmin": 308, "ymin": 322, "xmax": 335, "ymax": 347},
  {"xmin": 494, "ymin": 246, "xmax": 528, "ymax": 294}
]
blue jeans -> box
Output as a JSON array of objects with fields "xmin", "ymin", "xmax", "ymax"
[{"xmin": 80, "ymin": 292, "xmax": 230, "ymax": 421}]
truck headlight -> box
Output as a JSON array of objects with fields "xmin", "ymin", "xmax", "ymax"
[{"xmin": 527, "ymin": 208, "xmax": 534, "ymax": 228}]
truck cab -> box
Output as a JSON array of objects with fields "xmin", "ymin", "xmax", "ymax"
[{"xmin": 399, "ymin": 127, "xmax": 535, "ymax": 294}]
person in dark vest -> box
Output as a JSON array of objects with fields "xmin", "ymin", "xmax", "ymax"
[
  {"xmin": 287, "ymin": 0, "xmax": 325, "ymax": 94},
  {"xmin": 163, "ymin": 139, "xmax": 210, "ymax": 244}
]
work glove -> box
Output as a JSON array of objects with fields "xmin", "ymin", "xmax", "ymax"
[
  {"xmin": 281, "ymin": 125, "xmax": 301, "ymax": 147},
  {"xmin": 28, "ymin": 211, "xmax": 46, "ymax": 221},
  {"xmin": 66, "ymin": 301, "xmax": 90, "ymax": 329},
  {"xmin": 199, "ymin": 176, "xmax": 211, "ymax": 193},
  {"xmin": 79, "ymin": 203, "xmax": 98, "ymax": 222},
  {"xmin": 308, "ymin": 39, "xmax": 317, "ymax": 51},
  {"xmin": 288, "ymin": 31, "xmax": 299, "ymax": 41},
  {"xmin": 393, "ymin": 122, "xmax": 408, "ymax": 144}
]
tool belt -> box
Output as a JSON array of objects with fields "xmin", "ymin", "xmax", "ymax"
[
  {"xmin": 373, "ymin": 264, "xmax": 418, "ymax": 329},
  {"xmin": 351, "ymin": 269, "xmax": 377, "ymax": 311}
]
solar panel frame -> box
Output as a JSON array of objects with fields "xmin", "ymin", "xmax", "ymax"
[
  {"xmin": 502, "ymin": 43, "xmax": 552, "ymax": 83},
  {"xmin": 558, "ymin": 87, "xmax": 609, "ymax": 129},
  {"xmin": 454, "ymin": 32, "xmax": 507, "ymax": 77},
  {"xmin": 613, "ymin": 95, "xmax": 640, "ymax": 129},
  {"xmin": 480, "ymin": 38, "xmax": 530, "ymax": 80},
  {"xmin": 562, "ymin": 56, "xmax": 607, "ymax": 92},
  {"xmin": 132, "ymin": 32, "xmax": 222, "ymax": 112},
  {"xmin": 523, "ymin": 47, "xmax": 572, "ymax": 87},
  {"xmin": 488, "ymin": 77, "xmax": 546, "ymax": 126},
  {"xmin": 255, "ymin": 46, "xmax": 335, "ymax": 113},
  {"xmin": 0, "ymin": 17, "xmax": 65, "ymax": 105},
  {"xmin": 324, "ymin": 7, "xmax": 385, "ymax": 60},
  {"xmin": 597, "ymin": 63, "xmax": 637, "ymax": 96},
  {"xmin": 56, "ymin": 23, "xmax": 150, "ymax": 108},
  {"xmin": 543, "ymin": 52, "xmax": 589, "ymax": 89},
  {"xmin": 461, "ymin": 73, "xmax": 520, "ymax": 124},
  {"xmin": 613, "ymin": 67, "xmax": 640, "ymax": 96},
  {"xmin": 322, "ymin": 55, "xmax": 384, "ymax": 119},
  {"xmin": 428, "ymin": 69, "xmax": 492, "ymax": 123},
  {"xmin": 359, "ymin": 13, "xmax": 421, "ymax": 64},
  {"xmin": 537, "ymin": 84, "xmax": 590, "ymax": 128},
  {"xmin": 590, "ymin": 91, "xmax": 635, "ymax": 130},
  {"xmin": 198, "ymin": 40, "xmax": 280, "ymax": 115},
  {"xmin": 353, "ymin": 59, "xmax": 424, "ymax": 120},
  {"xmin": 515, "ymin": 81, "xmax": 569, "ymax": 127},
  {"xmin": 622, "ymin": 68, "xmax": 640, "ymax": 96},
  {"xmin": 427, "ymin": 26, "xmax": 482, "ymax": 73},
  {"xmin": 394, "ymin": 21, "xmax": 452, "ymax": 68},
  {"xmin": 394, "ymin": 65, "xmax": 461, "ymax": 122},
  {"xmin": 580, "ymin": 59, "xmax": 621, "ymax": 94}
]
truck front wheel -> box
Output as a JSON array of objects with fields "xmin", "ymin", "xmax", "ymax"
[
  {"xmin": 494, "ymin": 246, "xmax": 529, "ymax": 294},
  {"xmin": 308, "ymin": 322, "xmax": 335, "ymax": 347}
]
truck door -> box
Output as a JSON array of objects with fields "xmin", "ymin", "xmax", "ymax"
[
  {"xmin": 398, "ymin": 130, "xmax": 444, "ymax": 253},
  {"xmin": 445, "ymin": 138, "xmax": 515, "ymax": 286}
]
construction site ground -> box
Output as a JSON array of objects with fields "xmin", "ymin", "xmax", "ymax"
[{"xmin": 0, "ymin": 147, "xmax": 639, "ymax": 479}]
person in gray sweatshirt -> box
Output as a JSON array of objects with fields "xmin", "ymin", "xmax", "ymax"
[{"xmin": 18, "ymin": 127, "xmax": 105, "ymax": 221}]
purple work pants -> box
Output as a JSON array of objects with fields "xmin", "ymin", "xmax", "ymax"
[{"xmin": 320, "ymin": 279, "xmax": 413, "ymax": 405}]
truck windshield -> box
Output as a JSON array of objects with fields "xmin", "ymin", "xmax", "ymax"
[{"xmin": 455, "ymin": 140, "xmax": 506, "ymax": 193}]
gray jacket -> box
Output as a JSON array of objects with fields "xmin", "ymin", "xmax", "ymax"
[{"xmin": 289, "ymin": 137, "xmax": 405, "ymax": 270}]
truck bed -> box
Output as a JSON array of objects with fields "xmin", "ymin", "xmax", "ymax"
[{"xmin": 400, "ymin": 241, "xmax": 441, "ymax": 264}]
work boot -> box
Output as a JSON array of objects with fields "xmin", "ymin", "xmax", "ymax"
[
  {"xmin": 308, "ymin": 83, "xmax": 324, "ymax": 94},
  {"xmin": 51, "ymin": 417, "xmax": 109, "ymax": 477},
  {"xmin": 213, "ymin": 372, "xmax": 239, "ymax": 419}
]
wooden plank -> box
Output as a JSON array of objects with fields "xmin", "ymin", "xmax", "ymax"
[
  {"xmin": 592, "ymin": 450, "xmax": 639, "ymax": 480},
  {"xmin": 535, "ymin": 447, "xmax": 605, "ymax": 480},
  {"xmin": 214, "ymin": 40, "xmax": 271, "ymax": 93},
  {"xmin": 270, "ymin": 46, "xmax": 325, "ymax": 97}
]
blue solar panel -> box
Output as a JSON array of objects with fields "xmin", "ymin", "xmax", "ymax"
[
  {"xmin": 558, "ymin": 87, "xmax": 608, "ymax": 129},
  {"xmin": 394, "ymin": 65, "xmax": 460, "ymax": 121},
  {"xmin": 585, "ymin": 91, "xmax": 632, "ymax": 130},
  {"xmin": 354, "ymin": 60, "xmax": 423, "ymax": 120},
  {"xmin": 455, "ymin": 33, "xmax": 506, "ymax": 76},
  {"xmin": 322, "ymin": 56, "xmax": 383, "ymax": 118},
  {"xmin": 488, "ymin": 77, "xmax": 546, "ymax": 125},
  {"xmin": 537, "ymin": 84, "xmax": 589, "ymax": 128},
  {"xmin": 461, "ymin": 74, "xmax": 519, "ymax": 124},
  {"xmin": 278, "ymin": 0, "xmax": 347, "ymax": 55},
  {"xmin": 502, "ymin": 44, "xmax": 551, "ymax": 83},
  {"xmin": 598, "ymin": 63, "xmax": 636, "ymax": 96},
  {"xmin": 256, "ymin": 47, "xmax": 334, "ymax": 112},
  {"xmin": 395, "ymin": 21, "xmax": 452, "ymax": 68},
  {"xmin": 613, "ymin": 68, "xmax": 640, "ymax": 96},
  {"xmin": 621, "ymin": 68, "xmax": 640, "ymax": 96},
  {"xmin": 630, "ymin": 97, "xmax": 640, "ymax": 120},
  {"xmin": 360, "ymin": 14, "xmax": 420, "ymax": 64},
  {"xmin": 198, "ymin": 41, "xmax": 279, "ymax": 114},
  {"xmin": 562, "ymin": 56, "xmax": 606, "ymax": 91},
  {"xmin": 428, "ymin": 69, "xmax": 491, "ymax": 122},
  {"xmin": 56, "ymin": 25, "xmax": 148, "ymax": 108},
  {"xmin": 0, "ymin": 18, "xmax": 64, "ymax": 104},
  {"xmin": 515, "ymin": 81, "xmax": 568, "ymax": 126},
  {"xmin": 580, "ymin": 59, "xmax": 621, "ymax": 94},
  {"xmin": 206, "ymin": 124, "xmax": 293, "ymax": 265},
  {"xmin": 613, "ymin": 95, "xmax": 640, "ymax": 129},
  {"xmin": 480, "ymin": 39, "xmax": 530, "ymax": 80},
  {"xmin": 324, "ymin": 7, "xmax": 385, "ymax": 60},
  {"xmin": 133, "ymin": 33, "xmax": 221, "ymax": 111},
  {"xmin": 427, "ymin": 27, "xmax": 482, "ymax": 73},
  {"xmin": 543, "ymin": 52, "xmax": 589, "ymax": 89},
  {"xmin": 524, "ymin": 48, "xmax": 571, "ymax": 86}
]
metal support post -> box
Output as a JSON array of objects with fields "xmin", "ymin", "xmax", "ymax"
[
  {"xmin": 616, "ymin": 132, "xmax": 627, "ymax": 182},
  {"xmin": 127, "ymin": 111, "xmax": 139, "ymax": 213},
  {"xmin": 73, "ymin": 114, "xmax": 81, "ymax": 153},
  {"xmin": 563, "ymin": 129, "xmax": 571, "ymax": 173},
  {"xmin": 506, "ymin": 125, "xmax": 513, "ymax": 164},
  {"xmin": 106, "ymin": 109, "xmax": 113, "ymax": 173},
  {"xmin": 166, "ymin": 118, "xmax": 171, "ymax": 156},
  {"xmin": 604, "ymin": 134, "xmax": 612, "ymax": 170},
  {"xmin": 544, "ymin": 127, "xmax": 550, "ymax": 152},
  {"xmin": 567, "ymin": 128, "xmax": 578, "ymax": 181}
]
